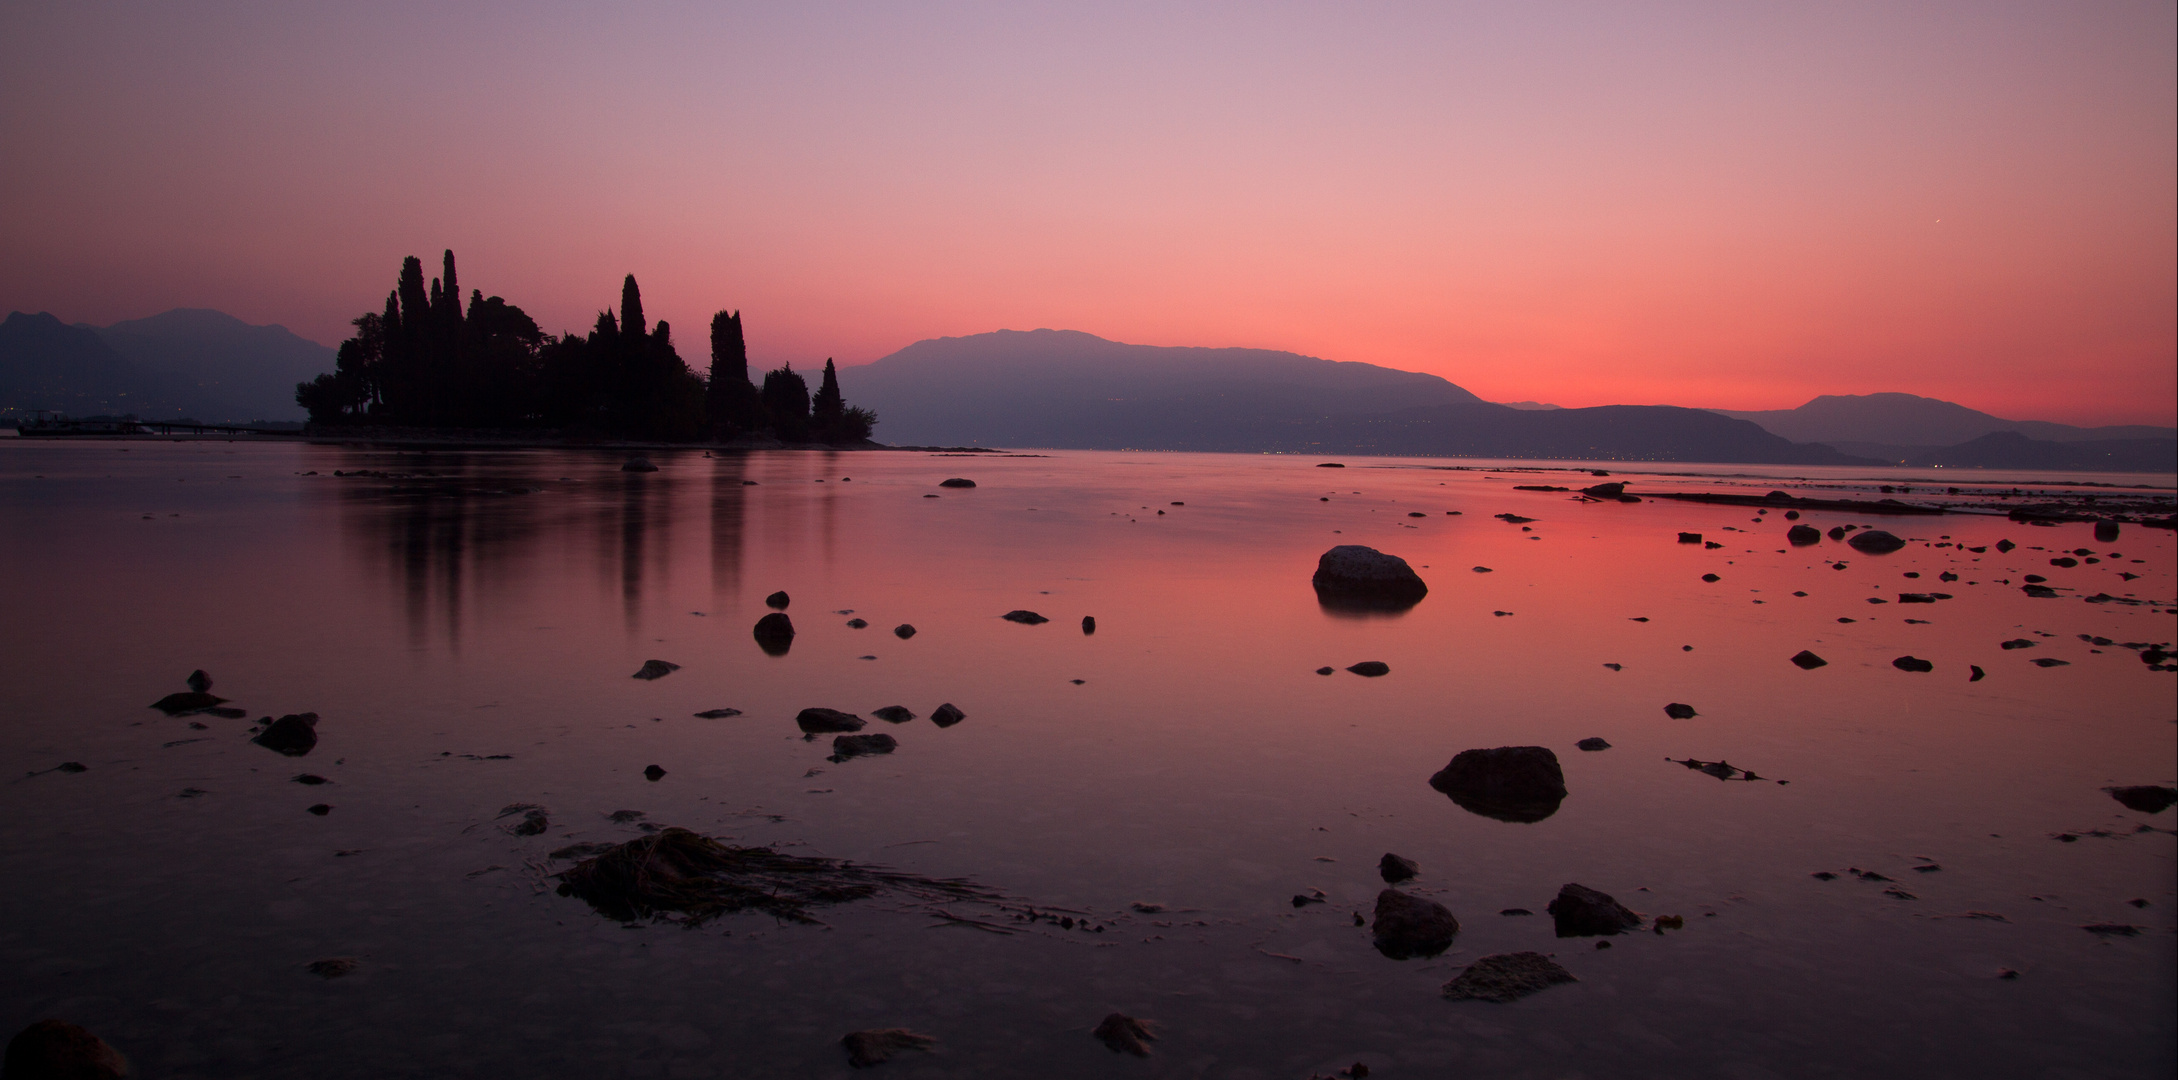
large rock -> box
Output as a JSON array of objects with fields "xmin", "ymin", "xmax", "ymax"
[
  {"xmin": 753, "ymin": 612, "xmax": 795, "ymax": 655},
  {"xmin": 1372, "ymin": 888, "xmax": 1459, "ymax": 959},
  {"xmin": 1378, "ymin": 853, "xmax": 1419, "ymax": 883},
  {"xmin": 1547, "ymin": 883, "xmax": 1640, "ymax": 937},
  {"xmin": 1786, "ymin": 524, "xmax": 1821, "ymax": 545},
  {"xmin": 797, "ymin": 708, "xmax": 866, "ymax": 733},
  {"xmin": 1312, "ymin": 545, "xmax": 1429, "ymax": 611},
  {"xmin": 4, "ymin": 1019, "xmax": 130, "ymax": 1079},
  {"xmin": 1846, "ymin": 530, "xmax": 1907, "ymax": 554},
  {"xmin": 930, "ymin": 703, "xmax": 965, "ymax": 728},
  {"xmin": 186, "ymin": 669, "xmax": 212, "ymax": 693},
  {"xmin": 2107, "ymin": 785, "xmax": 2177, "ymax": 814},
  {"xmin": 1441, "ymin": 951, "xmax": 1578, "ymax": 1002},
  {"xmin": 252, "ymin": 713, "xmax": 319, "ymax": 756},
  {"xmin": 632, "ymin": 659, "xmax": 679, "ymax": 680},
  {"xmin": 1429, "ymin": 746, "xmax": 1566, "ymax": 823},
  {"xmin": 831, "ymin": 733, "xmax": 898, "ymax": 759}
]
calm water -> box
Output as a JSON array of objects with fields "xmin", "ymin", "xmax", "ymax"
[{"xmin": 2, "ymin": 441, "xmax": 2172, "ymax": 1079}]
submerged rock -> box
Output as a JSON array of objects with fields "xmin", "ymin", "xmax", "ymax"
[
  {"xmin": 1441, "ymin": 951, "xmax": 1578, "ymax": 1002},
  {"xmin": 1092, "ymin": 1013, "xmax": 1157, "ymax": 1057},
  {"xmin": 753, "ymin": 613, "xmax": 795, "ymax": 655},
  {"xmin": 1547, "ymin": 883, "xmax": 1640, "ymax": 937},
  {"xmin": 1001, "ymin": 610, "xmax": 1049, "ymax": 624},
  {"xmin": 1663, "ymin": 702, "xmax": 1697, "ymax": 719},
  {"xmin": 1378, "ymin": 852, "xmax": 1419, "ymax": 883},
  {"xmin": 1312, "ymin": 545, "xmax": 1429, "ymax": 611},
  {"xmin": 1790, "ymin": 650, "xmax": 1828, "ymax": 670},
  {"xmin": 643, "ymin": 765, "xmax": 666, "ymax": 781},
  {"xmin": 4, "ymin": 1019, "xmax": 130, "ymax": 1079},
  {"xmin": 1847, "ymin": 530, "xmax": 1907, "ymax": 554},
  {"xmin": 2106, "ymin": 785, "xmax": 2178, "ymax": 814},
  {"xmin": 1576, "ymin": 737, "xmax": 1611, "ymax": 751},
  {"xmin": 252, "ymin": 713, "xmax": 319, "ymax": 756},
  {"xmin": 765, "ymin": 590, "xmax": 790, "ymax": 610},
  {"xmin": 846, "ymin": 618, "xmax": 868, "ymax": 629},
  {"xmin": 1372, "ymin": 888, "xmax": 1459, "ymax": 959},
  {"xmin": 186, "ymin": 669, "xmax": 212, "ymax": 693},
  {"xmin": 893, "ymin": 623, "xmax": 917, "ymax": 640},
  {"xmin": 632, "ymin": 659, "xmax": 680, "ymax": 680},
  {"xmin": 1346, "ymin": 661, "xmax": 1390, "ymax": 677},
  {"xmin": 692, "ymin": 708, "xmax": 743, "ymax": 718},
  {"xmin": 1428, "ymin": 746, "xmax": 1567, "ymax": 823},
  {"xmin": 938, "ymin": 477, "xmax": 977, "ymax": 488},
  {"xmin": 832, "ymin": 733, "xmax": 898, "ymax": 759},
  {"xmin": 150, "ymin": 691, "xmax": 227, "ymax": 716},
  {"xmin": 872, "ymin": 706, "xmax": 917, "ymax": 724},
  {"xmin": 797, "ymin": 708, "xmax": 867, "ymax": 733},
  {"xmin": 931, "ymin": 703, "xmax": 965, "ymax": 728},
  {"xmin": 1892, "ymin": 656, "xmax": 1934, "ymax": 673},
  {"xmin": 1787, "ymin": 524, "xmax": 1821, "ymax": 545},
  {"xmin": 842, "ymin": 1029, "xmax": 935, "ymax": 1068}
]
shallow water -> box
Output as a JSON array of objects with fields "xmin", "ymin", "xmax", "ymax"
[{"xmin": 1, "ymin": 441, "xmax": 2172, "ymax": 1079}]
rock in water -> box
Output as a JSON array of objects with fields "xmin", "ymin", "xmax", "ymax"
[
  {"xmin": 1786, "ymin": 524, "xmax": 1821, "ymax": 545},
  {"xmin": 692, "ymin": 708, "xmax": 743, "ymax": 718},
  {"xmin": 765, "ymin": 590, "xmax": 790, "ymax": 610},
  {"xmin": 1081, "ymin": 615, "xmax": 1096, "ymax": 634},
  {"xmin": 1892, "ymin": 655, "xmax": 1934, "ymax": 673},
  {"xmin": 1378, "ymin": 853, "xmax": 1419, "ymax": 883},
  {"xmin": 831, "ymin": 733, "xmax": 898, "ymax": 759},
  {"xmin": 1428, "ymin": 746, "xmax": 1567, "ymax": 823},
  {"xmin": 643, "ymin": 765, "xmax": 666, "ymax": 781},
  {"xmin": 872, "ymin": 706, "xmax": 916, "ymax": 723},
  {"xmin": 1001, "ymin": 610, "xmax": 1049, "ymax": 624},
  {"xmin": 845, "ymin": 618, "xmax": 867, "ymax": 629},
  {"xmin": 621, "ymin": 455, "xmax": 657, "ymax": 472},
  {"xmin": 753, "ymin": 613, "xmax": 795, "ymax": 655},
  {"xmin": 797, "ymin": 708, "xmax": 867, "ymax": 733},
  {"xmin": 1663, "ymin": 702, "xmax": 1697, "ymax": 719},
  {"xmin": 2106, "ymin": 785, "xmax": 2177, "ymax": 814},
  {"xmin": 4, "ymin": 1019, "xmax": 130, "ymax": 1079},
  {"xmin": 1547, "ymin": 883, "xmax": 1640, "ymax": 937},
  {"xmin": 1790, "ymin": 650, "xmax": 1828, "ymax": 670},
  {"xmin": 252, "ymin": 713, "xmax": 319, "ymax": 756},
  {"xmin": 186, "ymin": 669, "xmax": 212, "ymax": 693},
  {"xmin": 306, "ymin": 957, "xmax": 358, "ymax": 979},
  {"xmin": 939, "ymin": 477, "xmax": 977, "ymax": 488},
  {"xmin": 1576, "ymin": 738, "xmax": 1611, "ymax": 751},
  {"xmin": 1093, "ymin": 1013, "xmax": 1157, "ymax": 1057},
  {"xmin": 1847, "ymin": 530, "xmax": 1906, "ymax": 554},
  {"xmin": 2094, "ymin": 520, "xmax": 2120, "ymax": 542},
  {"xmin": 150, "ymin": 692, "xmax": 226, "ymax": 716},
  {"xmin": 930, "ymin": 703, "xmax": 965, "ymax": 728},
  {"xmin": 1441, "ymin": 952, "xmax": 1578, "ymax": 1002},
  {"xmin": 1311, "ymin": 545, "xmax": 1429, "ymax": 611},
  {"xmin": 1581, "ymin": 482, "xmax": 1626, "ymax": 498},
  {"xmin": 632, "ymin": 659, "xmax": 680, "ymax": 680},
  {"xmin": 1677, "ymin": 532, "xmax": 1702, "ymax": 543},
  {"xmin": 892, "ymin": 623, "xmax": 917, "ymax": 640},
  {"xmin": 1372, "ymin": 888, "xmax": 1460, "ymax": 959},
  {"xmin": 841, "ymin": 1029, "xmax": 935, "ymax": 1068},
  {"xmin": 1347, "ymin": 661, "xmax": 1390, "ymax": 677}
]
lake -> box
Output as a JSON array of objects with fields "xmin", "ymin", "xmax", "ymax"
[{"xmin": 1, "ymin": 439, "xmax": 2171, "ymax": 1079}]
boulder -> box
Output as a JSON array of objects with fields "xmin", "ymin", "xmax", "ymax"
[
  {"xmin": 150, "ymin": 691, "xmax": 226, "ymax": 716},
  {"xmin": 872, "ymin": 706, "xmax": 916, "ymax": 723},
  {"xmin": 1677, "ymin": 532, "xmax": 1702, "ymax": 543},
  {"xmin": 1001, "ymin": 610, "xmax": 1049, "ymax": 624},
  {"xmin": 1428, "ymin": 746, "xmax": 1566, "ymax": 823},
  {"xmin": 931, "ymin": 703, "xmax": 965, "ymax": 728},
  {"xmin": 765, "ymin": 590, "xmax": 790, "ymax": 610},
  {"xmin": 1311, "ymin": 545, "xmax": 1429, "ymax": 611},
  {"xmin": 1786, "ymin": 525, "xmax": 1821, "ymax": 545},
  {"xmin": 252, "ymin": 713, "xmax": 319, "ymax": 756},
  {"xmin": 642, "ymin": 764, "xmax": 666, "ymax": 781},
  {"xmin": 186, "ymin": 669, "xmax": 212, "ymax": 693},
  {"xmin": 1663, "ymin": 702, "xmax": 1697, "ymax": 719},
  {"xmin": 1576, "ymin": 737, "xmax": 1611, "ymax": 751},
  {"xmin": 797, "ymin": 708, "xmax": 866, "ymax": 733},
  {"xmin": 1580, "ymin": 482, "xmax": 1626, "ymax": 498},
  {"xmin": 753, "ymin": 612, "xmax": 795, "ymax": 655},
  {"xmin": 1082, "ymin": 615, "xmax": 1096, "ymax": 634},
  {"xmin": 1440, "ymin": 952, "xmax": 1578, "ymax": 1002},
  {"xmin": 4, "ymin": 1019, "xmax": 130, "ymax": 1079},
  {"xmin": 1378, "ymin": 853, "xmax": 1419, "ymax": 883},
  {"xmin": 1847, "ymin": 530, "xmax": 1907, "ymax": 554},
  {"xmin": 893, "ymin": 623, "xmax": 917, "ymax": 640},
  {"xmin": 1346, "ymin": 661, "xmax": 1390, "ymax": 677},
  {"xmin": 1790, "ymin": 650, "xmax": 1828, "ymax": 670},
  {"xmin": 1372, "ymin": 888, "xmax": 1460, "ymax": 959},
  {"xmin": 2106, "ymin": 785, "xmax": 2177, "ymax": 814},
  {"xmin": 1547, "ymin": 882, "xmax": 1640, "ymax": 937},
  {"xmin": 1892, "ymin": 656, "xmax": 1934, "ymax": 673},
  {"xmin": 938, "ymin": 478, "xmax": 977, "ymax": 488},
  {"xmin": 2094, "ymin": 520, "xmax": 2120, "ymax": 542},
  {"xmin": 841, "ymin": 1029, "xmax": 935, "ymax": 1068},
  {"xmin": 632, "ymin": 659, "xmax": 679, "ymax": 680},
  {"xmin": 845, "ymin": 618, "xmax": 867, "ymax": 628},
  {"xmin": 831, "ymin": 733, "xmax": 898, "ymax": 759}
]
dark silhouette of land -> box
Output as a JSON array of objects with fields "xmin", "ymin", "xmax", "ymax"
[
  {"xmin": 0, "ymin": 308, "xmax": 330, "ymax": 424},
  {"xmin": 1711, "ymin": 392, "xmax": 2175, "ymax": 468}
]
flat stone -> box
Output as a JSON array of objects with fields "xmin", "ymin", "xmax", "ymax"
[
  {"xmin": 1663, "ymin": 703, "xmax": 1697, "ymax": 719},
  {"xmin": 1347, "ymin": 661, "xmax": 1390, "ymax": 677},
  {"xmin": 842, "ymin": 1028, "xmax": 935, "ymax": 1068},
  {"xmin": 1790, "ymin": 650, "xmax": 1828, "ymax": 670},
  {"xmin": 1576, "ymin": 737, "xmax": 1611, "ymax": 751},
  {"xmin": 632, "ymin": 659, "xmax": 680, "ymax": 680},
  {"xmin": 1441, "ymin": 951, "xmax": 1578, "ymax": 1002},
  {"xmin": 831, "ymin": 733, "xmax": 899, "ymax": 759},
  {"xmin": 1001, "ymin": 610, "xmax": 1049, "ymax": 624},
  {"xmin": 939, "ymin": 477, "xmax": 977, "ymax": 488},
  {"xmin": 797, "ymin": 708, "xmax": 867, "ymax": 733},
  {"xmin": 1847, "ymin": 530, "xmax": 1907, "ymax": 554},
  {"xmin": 872, "ymin": 706, "xmax": 916, "ymax": 723}
]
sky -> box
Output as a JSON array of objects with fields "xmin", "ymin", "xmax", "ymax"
[{"xmin": 2, "ymin": 1, "xmax": 2172, "ymax": 426}]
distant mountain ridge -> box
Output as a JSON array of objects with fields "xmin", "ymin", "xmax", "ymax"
[
  {"xmin": 0, "ymin": 308, "xmax": 333, "ymax": 423},
  {"xmin": 846, "ymin": 329, "xmax": 1861, "ymax": 463},
  {"xmin": 1711, "ymin": 392, "xmax": 2173, "ymax": 446}
]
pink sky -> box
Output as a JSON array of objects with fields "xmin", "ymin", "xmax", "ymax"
[{"xmin": 2, "ymin": 2, "xmax": 2171, "ymax": 426}]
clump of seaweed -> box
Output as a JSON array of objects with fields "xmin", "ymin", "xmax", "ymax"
[{"xmin": 554, "ymin": 827, "xmax": 1001, "ymax": 926}]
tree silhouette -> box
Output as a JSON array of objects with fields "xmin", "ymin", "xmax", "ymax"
[{"xmin": 761, "ymin": 363, "xmax": 811, "ymax": 441}]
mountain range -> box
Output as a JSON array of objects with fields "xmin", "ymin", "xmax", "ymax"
[
  {"xmin": 4, "ymin": 310, "xmax": 2171, "ymax": 470},
  {"xmin": 0, "ymin": 309, "xmax": 334, "ymax": 423}
]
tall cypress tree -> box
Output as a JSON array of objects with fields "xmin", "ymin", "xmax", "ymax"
[
  {"xmin": 620, "ymin": 275, "xmax": 646, "ymax": 340},
  {"xmin": 812, "ymin": 358, "xmax": 843, "ymax": 421}
]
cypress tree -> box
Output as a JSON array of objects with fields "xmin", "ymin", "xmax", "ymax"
[
  {"xmin": 620, "ymin": 275, "xmax": 645, "ymax": 340},
  {"xmin": 441, "ymin": 250, "xmax": 460, "ymax": 326},
  {"xmin": 812, "ymin": 358, "xmax": 843, "ymax": 421}
]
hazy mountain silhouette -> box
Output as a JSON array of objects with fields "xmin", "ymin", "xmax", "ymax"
[
  {"xmin": 1903, "ymin": 431, "xmax": 2175, "ymax": 472},
  {"xmin": 847, "ymin": 330, "xmax": 1864, "ymax": 463},
  {"xmin": 1712, "ymin": 392, "xmax": 2173, "ymax": 446},
  {"xmin": 97, "ymin": 308, "xmax": 333, "ymax": 422},
  {"xmin": 1, "ymin": 308, "xmax": 334, "ymax": 423}
]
